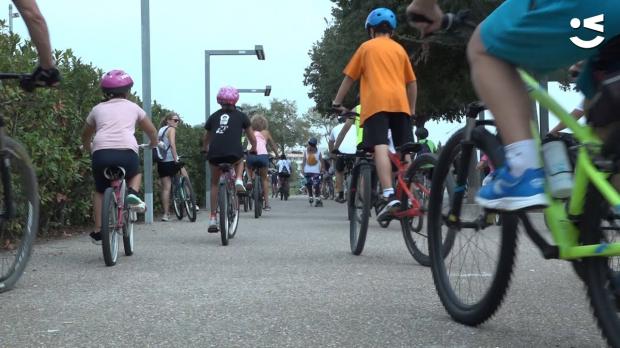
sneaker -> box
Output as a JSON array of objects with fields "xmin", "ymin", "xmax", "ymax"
[
  {"xmin": 315, "ymin": 199, "xmax": 323, "ymax": 207},
  {"xmin": 376, "ymin": 194, "xmax": 401, "ymax": 222},
  {"xmin": 263, "ymin": 205, "xmax": 271, "ymax": 211},
  {"xmin": 335, "ymin": 194, "xmax": 346, "ymax": 203},
  {"xmin": 309, "ymin": 197, "xmax": 314, "ymax": 204},
  {"xmin": 235, "ymin": 179, "xmax": 246, "ymax": 193},
  {"xmin": 89, "ymin": 231, "xmax": 101, "ymax": 245},
  {"xmin": 161, "ymin": 214, "xmax": 170, "ymax": 222},
  {"xmin": 130, "ymin": 202, "xmax": 146, "ymax": 213},
  {"xmin": 475, "ymin": 166, "xmax": 548, "ymax": 211},
  {"xmin": 126, "ymin": 193, "xmax": 144, "ymax": 206},
  {"xmin": 208, "ymin": 216, "xmax": 219, "ymax": 233}
]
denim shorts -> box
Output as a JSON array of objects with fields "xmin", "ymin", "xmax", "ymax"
[
  {"xmin": 481, "ymin": 0, "xmax": 620, "ymax": 98},
  {"xmin": 247, "ymin": 154, "xmax": 269, "ymax": 168}
]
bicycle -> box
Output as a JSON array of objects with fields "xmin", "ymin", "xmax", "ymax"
[
  {"xmin": 99, "ymin": 144, "xmax": 151, "ymax": 266},
  {"xmin": 170, "ymin": 160, "xmax": 197, "ymax": 222},
  {"xmin": 321, "ymin": 171, "xmax": 335, "ymax": 200},
  {"xmin": 348, "ymin": 141, "xmax": 442, "ymax": 266},
  {"xmin": 211, "ymin": 163, "xmax": 240, "ymax": 246},
  {"xmin": 0, "ymin": 73, "xmax": 51, "ymax": 292},
  {"xmin": 419, "ymin": 12, "xmax": 620, "ymax": 347}
]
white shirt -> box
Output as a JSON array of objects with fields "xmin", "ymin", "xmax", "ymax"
[
  {"xmin": 277, "ymin": 159, "xmax": 291, "ymax": 173},
  {"xmin": 330, "ymin": 123, "xmax": 357, "ymax": 155},
  {"xmin": 303, "ymin": 150, "xmax": 322, "ymax": 174}
]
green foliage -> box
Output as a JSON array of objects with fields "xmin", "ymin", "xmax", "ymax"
[{"xmin": 304, "ymin": 0, "xmax": 504, "ymax": 122}]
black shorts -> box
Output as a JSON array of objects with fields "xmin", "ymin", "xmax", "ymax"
[
  {"xmin": 335, "ymin": 157, "xmax": 345, "ymax": 172},
  {"xmin": 208, "ymin": 155, "xmax": 242, "ymax": 167},
  {"xmin": 91, "ymin": 149, "xmax": 139, "ymax": 193},
  {"xmin": 157, "ymin": 161, "xmax": 180, "ymax": 178},
  {"xmin": 362, "ymin": 112, "xmax": 414, "ymax": 149}
]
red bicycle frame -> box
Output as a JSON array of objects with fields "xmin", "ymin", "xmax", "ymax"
[{"xmin": 388, "ymin": 152, "xmax": 430, "ymax": 219}]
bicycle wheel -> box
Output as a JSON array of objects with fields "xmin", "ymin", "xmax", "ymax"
[
  {"xmin": 228, "ymin": 189, "xmax": 240, "ymax": 239},
  {"xmin": 181, "ymin": 177, "xmax": 197, "ymax": 222},
  {"xmin": 122, "ymin": 208, "xmax": 134, "ymax": 256},
  {"xmin": 400, "ymin": 153, "xmax": 437, "ymax": 266},
  {"xmin": 219, "ymin": 183, "xmax": 229, "ymax": 246},
  {"xmin": 428, "ymin": 126, "xmax": 518, "ymax": 325},
  {"xmin": 580, "ymin": 184, "xmax": 620, "ymax": 347},
  {"xmin": 254, "ymin": 174, "xmax": 262, "ymax": 219},
  {"xmin": 101, "ymin": 187, "xmax": 120, "ymax": 266},
  {"xmin": 349, "ymin": 164, "xmax": 372, "ymax": 255},
  {"xmin": 0, "ymin": 137, "xmax": 39, "ymax": 293},
  {"xmin": 172, "ymin": 177, "xmax": 184, "ymax": 220},
  {"xmin": 243, "ymin": 193, "xmax": 249, "ymax": 212}
]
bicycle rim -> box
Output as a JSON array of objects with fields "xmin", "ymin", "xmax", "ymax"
[
  {"xmin": 123, "ymin": 209, "xmax": 134, "ymax": 256},
  {"xmin": 101, "ymin": 187, "xmax": 119, "ymax": 266},
  {"xmin": 349, "ymin": 165, "xmax": 371, "ymax": 255},
  {"xmin": 428, "ymin": 127, "xmax": 518, "ymax": 325},
  {"xmin": 228, "ymin": 190, "xmax": 240, "ymax": 239},
  {"xmin": 219, "ymin": 184, "xmax": 229, "ymax": 246},
  {"xmin": 172, "ymin": 180, "xmax": 183, "ymax": 220},
  {"xmin": 0, "ymin": 138, "xmax": 39, "ymax": 292}
]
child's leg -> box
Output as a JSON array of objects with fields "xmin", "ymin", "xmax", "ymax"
[
  {"xmin": 305, "ymin": 175, "xmax": 313, "ymax": 197},
  {"xmin": 210, "ymin": 164, "xmax": 221, "ymax": 215},
  {"xmin": 160, "ymin": 176, "xmax": 172, "ymax": 215}
]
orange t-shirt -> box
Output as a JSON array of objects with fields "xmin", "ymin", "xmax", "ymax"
[{"xmin": 343, "ymin": 36, "xmax": 416, "ymax": 125}]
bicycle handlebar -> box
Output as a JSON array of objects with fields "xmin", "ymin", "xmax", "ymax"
[{"xmin": 0, "ymin": 73, "xmax": 47, "ymax": 93}]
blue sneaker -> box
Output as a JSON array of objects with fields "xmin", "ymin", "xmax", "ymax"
[{"xmin": 475, "ymin": 166, "xmax": 548, "ymax": 211}]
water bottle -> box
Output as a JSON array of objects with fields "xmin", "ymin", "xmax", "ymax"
[{"xmin": 542, "ymin": 138, "xmax": 573, "ymax": 199}]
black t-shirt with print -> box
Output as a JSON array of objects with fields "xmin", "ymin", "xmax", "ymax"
[{"xmin": 205, "ymin": 108, "xmax": 250, "ymax": 160}]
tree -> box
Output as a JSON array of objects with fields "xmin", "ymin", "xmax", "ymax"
[
  {"xmin": 305, "ymin": 107, "xmax": 337, "ymax": 146},
  {"xmin": 303, "ymin": 0, "xmax": 503, "ymax": 122}
]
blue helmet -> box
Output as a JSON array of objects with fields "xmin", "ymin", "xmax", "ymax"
[{"xmin": 365, "ymin": 8, "xmax": 397, "ymax": 30}]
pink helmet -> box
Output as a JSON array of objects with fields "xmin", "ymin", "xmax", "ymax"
[
  {"xmin": 216, "ymin": 86, "xmax": 239, "ymax": 106},
  {"xmin": 101, "ymin": 69, "xmax": 134, "ymax": 94}
]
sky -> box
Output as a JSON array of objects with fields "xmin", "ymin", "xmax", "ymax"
[{"xmin": 5, "ymin": 0, "xmax": 584, "ymax": 146}]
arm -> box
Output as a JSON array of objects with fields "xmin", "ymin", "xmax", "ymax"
[
  {"xmin": 264, "ymin": 130, "xmax": 279, "ymax": 157},
  {"xmin": 168, "ymin": 127, "xmax": 179, "ymax": 161},
  {"xmin": 334, "ymin": 119, "xmax": 354, "ymax": 151},
  {"xmin": 406, "ymin": 81, "xmax": 417, "ymax": 116},
  {"xmin": 301, "ymin": 153, "xmax": 306, "ymax": 175},
  {"xmin": 202, "ymin": 131, "xmax": 211, "ymax": 153},
  {"xmin": 81, "ymin": 123, "xmax": 96, "ymax": 153},
  {"xmin": 138, "ymin": 117, "xmax": 158, "ymax": 147},
  {"xmin": 13, "ymin": 0, "xmax": 54, "ymax": 69},
  {"xmin": 549, "ymin": 108, "xmax": 585, "ymax": 135},
  {"xmin": 406, "ymin": 0, "xmax": 443, "ymax": 36},
  {"xmin": 332, "ymin": 76, "xmax": 355, "ymax": 107},
  {"xmin": 245, "ymin": 127, "xmax": 257, "ymax": 152}
]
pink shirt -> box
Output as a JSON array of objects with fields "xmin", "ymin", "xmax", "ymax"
[
  {"xmin": 255, "ymin": 131, "xmax": 268, "ymax": 155},
  {"xmin": 86, "ymin": 99, "xmax": 146, "ymax": 153}
]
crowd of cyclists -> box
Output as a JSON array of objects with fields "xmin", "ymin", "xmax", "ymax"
[{"xmin": 8, "ymin": 0, "xmax": 620, "ymax": 344}]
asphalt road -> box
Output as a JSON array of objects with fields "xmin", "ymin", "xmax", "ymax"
[{"xmin": 0, "ymin": 195, "xmax": 608, "ymax": 347}]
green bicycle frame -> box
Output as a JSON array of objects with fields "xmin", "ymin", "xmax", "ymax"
[{"xmin": 520, "ymin": 69, "xmax": 620, "ymax": 260}]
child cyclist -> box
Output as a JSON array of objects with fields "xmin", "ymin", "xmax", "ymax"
[
  {"xmin": 81, "ymin": 70, "xmax": 158, "ymax": 244},
  {"xmin": 332, "ymin": 7, "xmax": 418, "ymax": 221},
  {"xmin": 203, "ymin": 86, "xmax": 256, "ymax": 232},
  {"xmin": 407, "ymin": 0, "xmax": 620, "ymax": 210}
]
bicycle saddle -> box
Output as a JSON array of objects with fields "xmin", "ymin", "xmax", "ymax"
[
  {"xmin": 397, "ymin": 142, "xmax": 422, "ymax": 154},
  {"xmin": 104, "ymin": 166, "xmax": 126, "ymax": 180}
]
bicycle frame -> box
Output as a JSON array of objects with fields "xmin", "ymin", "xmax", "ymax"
[
  {"xmin": 389, "ymin": 152, "xmax": 428, "ymax": 219},
  {"xmin": 516, "ymin": 69, "xmax": 620, "ymax": 260},
  {"xmin": 110, "ymin": 178, "xmax": 126, "ymax": 230}
]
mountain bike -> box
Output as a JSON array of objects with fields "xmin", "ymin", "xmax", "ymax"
[
  {"xmin": 99, "ymin": 144, "xmax": 151, "ymax": 266},
  {"xmin": 214, "ymin": 163, "xmax": 240, "ymax": 245},
  {"xmin": 418, "ymin": 11, "xmax": 620, "ymax": 347},
  {"xmin": 171, "ymin": 160, "xmax": 197, "ymax": 222},
  {"xmin": 0, "ymin": 73, "xmax": 51, "ymax": 292}
]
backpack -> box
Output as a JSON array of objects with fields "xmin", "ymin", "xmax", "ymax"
[
  {"xmin": 153, "ymin": 126, "xmax": 170, "ymax": 163},
  {"xmin": 280, "ymin": 161, "xmax": 290, "ymax": 175},
  {"xmin": 418, "ymin": 139, "xmax": 432, "ymax": 155}
]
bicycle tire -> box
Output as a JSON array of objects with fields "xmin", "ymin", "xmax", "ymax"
[
  {"xmin": 428, "ymin": 126, "xmax": 518, "ymax": 325},
  {"xmin": 349, "ymin": 164, "xmax": 372, "ymax": 255},
  {"xmin": 243, "ymin": 194, "xmax": 249, "ymax": 212},
  {"xmin": 181, "ymin": 177, "xmax": 197, "ymax": 222},
  {"xmin": 580, "ymin": 184, "xmax": 620, "ymax": 347},
  {"xmin": 254, "ymin": 174, "xmax": 262, "ymax": 219},
  {"xmin": 101, "ymin": 187, "xmax": 119, "ymax": 266},
  {"xmin": 228, "ymin": 189, "xmax": 240, "ymax": 239},
  {"xmin": 0, "ymin": 137, "xmax": 39, "ymax": 293},
  {"xmin": 172, "ymin": 177, "xmax": 184, "ymax": 220},
  {"xmin": 400, "ymin": 153, "xmax": 437, "ymax": 266},
  {"xmin": 219, "ymin": 183, "xmax": 229, "ymax": 246},
  {"xmin": 122, "ymin": 208, "xmax": 134, "ymax": 256}
]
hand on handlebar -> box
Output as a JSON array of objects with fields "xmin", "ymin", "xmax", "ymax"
[{"xmin": 406, "ymin": 1, "xmax": 444, "ymax": 37}]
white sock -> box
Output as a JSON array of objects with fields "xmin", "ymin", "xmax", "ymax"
[
  {"xmin": 504, "ymin": 139, "xmax": 540, "ymax": 177},
  {"xmin": 383, "ymin": 188, "xmax": 394, "ymax": 198}
]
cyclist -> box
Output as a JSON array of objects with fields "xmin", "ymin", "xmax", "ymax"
[
  {"xmin": 246, "ymin": 114, "xmax": 279, "ymax": 211},
  {"xmin": 204, "ymin": 86, "xmax": 256, "ymax": 232},
  {"xmin": 270, "ymin": 169, "xmax": 278, "ymax": 198},
  {"xmin": 301, "ymin": 138, "xmax": 324, "ymax": 207},
  {"xmin": 276, "ymin": 154, "xmax": 292, "ymax": 197},
  {"xmin": 415, "ymin": 127, "xmax": 437, "ymax": 154},
  {"xmin": 407, "ymin": 0, "xmax": 620, "ymax": 211},
  {"xmin": 81, "ymin": 70, "xmax": 158, "ymax": 243},
  {"xmin": 156, "ymin": 112, "xmax": 188, "ymax": 221},
  {"xmin": 332, "ymin": 7, "xmax": 417, "ymax": 220},
  {"xmin": 329, "ymin": 112, "xmax": 357, "ymax": 203},
  {"xmin": 12, "ymin": 0, "xmax": 60, "ymax": 86}
]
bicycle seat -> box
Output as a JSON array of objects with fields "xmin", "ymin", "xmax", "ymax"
[
  {"xmin": 104, "ymin": 166, "xmax": 126, "ymax": 180},
  {"xmin": 218, "ymin": 163, "xmax": 233, "ymax": 171},
  {"xmin": 397, "ymin": 142, "xmax": 422, "ymax": 155}
]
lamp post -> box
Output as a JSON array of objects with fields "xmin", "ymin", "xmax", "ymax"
[
  {"xmin": 204, "ymin": 45, "xmax": 265, "ymax": 209},
  {"xmin": 8, "ymin": 4, "xmax": 20, "ymax": 34},
  {"xmin": 141, "ymin": 0, "xmax": 154, "ymax": 223},
  {"xmin": 237, "ymin": 85, "xmax": 272, "ymax": 96}
]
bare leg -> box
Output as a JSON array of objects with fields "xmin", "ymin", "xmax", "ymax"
[
  {"xmin": 335, "ymin": 170, "xmax": 344, "ymax": 193},
  {"xmin": 160, "ymin": 176, "xmax": 172, "ymax": 216},
  {"xmin": 374, "ymin": 145, "xmax": 393, "ymax": 194},
  {"xmin": 210, "ymin": 165, "xmax": 221, "ymax": 215},
  {"xmin": 235, "ymin": 161, "xmax": 245, "ymax": 181},
  {"xmin": 127, "ymin": 173, "xmax": 142, "ymax": 193},
  {"xmin": 260, "ymin": 167, "xmax": 269, "ymax": 206}
]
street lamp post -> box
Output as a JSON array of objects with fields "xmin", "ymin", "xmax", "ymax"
[
  {"xmin": 8, "ymin": 4, "xmax": 20, "ymax": 34},
  {"xmin": 204, "ymin": 45, "xmax": 265, "ymax": 210},
  {"xmin": 237, "ymin": 86, "xmax": 272, "ymax": 96}
]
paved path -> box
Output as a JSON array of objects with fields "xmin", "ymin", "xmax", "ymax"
[{"xmin": 0, "ymin": 195, "xmax": 607, "ymax": 347}]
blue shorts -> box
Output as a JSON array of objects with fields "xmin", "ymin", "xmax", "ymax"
[
  {"xmin": 481, "ymin": 0, "xmax": 620, "ymax": 98},
  {"xmin": 247, "ymin": 154, "xmax": 269, "ymax": 168}
]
